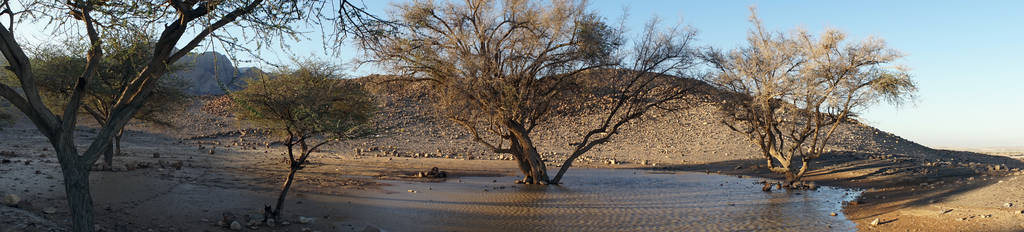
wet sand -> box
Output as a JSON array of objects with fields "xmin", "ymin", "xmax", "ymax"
[
  {"xmin": 81, "ymin": 169, "xmax": 858, "ymax": 232},
  {"xmin": 3, "ymin": 95, "xmax": 1024, "ymax": 231}
]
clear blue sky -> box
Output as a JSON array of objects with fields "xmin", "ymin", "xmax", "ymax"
[{"xmin": 12, "ymin": 1, "xmax": 1024, "ymax": 149}]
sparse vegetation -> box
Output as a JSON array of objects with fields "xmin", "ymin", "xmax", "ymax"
[
  {"xmin": 362, "ymin": 0, "xmax": 700, "ymax": 184},
  {"xmin": 30, "ymin": 36, "xmax": 189, "ymax": 169},
  {"xmin": 702, "ymin": 9, "xmax": 917, "ymax": 185},
  {"xmin": 0, "ymin": 1, "xmax": 373, "ymax": 231},
  {"xmin": 232, "ymin": 60, "xmax": 375, "ymax": 222}
]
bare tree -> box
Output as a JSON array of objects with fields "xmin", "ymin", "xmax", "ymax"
[
  {"xmin": 703, "ymin": 9, "xmax": 917, "ymax": 186},
  {"xmin": 0, "ymin": 1, "xmax": 382, "ymax": 231},
  {"xmin": 362, "ymin": 0, "xmax": 699, "ymax": 184},
  {"xmin": 232, "ymin": 60, "xmax": 375, "ymax": 222}
]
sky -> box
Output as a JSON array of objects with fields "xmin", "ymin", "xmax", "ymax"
[
  {"xmin": 299, "ymin": 0, "xmax": 1024, "ymax": 149},
  {"xmin": 10, "ymin": 1, "xmax": 1024, "ymax": 149}
]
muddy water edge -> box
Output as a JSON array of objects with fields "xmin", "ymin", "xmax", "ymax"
[{"xmin": 83, "ymin": 168, "xmax": 859, "ymax": 232}]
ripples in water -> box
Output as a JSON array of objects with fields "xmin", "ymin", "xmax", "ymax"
[{"xmin": 318, "ymin": 169, "xmax": 859, "ymax": 232}]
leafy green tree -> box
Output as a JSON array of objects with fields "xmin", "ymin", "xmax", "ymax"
[{"xmin": 233, "ymin": 60, "xmax": 375, "ymax": 221}]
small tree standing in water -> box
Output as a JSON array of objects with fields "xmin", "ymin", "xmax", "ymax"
[
  {"xmin": 703, "ymin": 9, "xmax": 916, "ymax": 186},
  {"xmin": 362, "ymin": 0, "xmax": 700, "ymax": 184},
  {"xmin": 232, "ymin": 61, "xmax": 375, "ymax": 221}
]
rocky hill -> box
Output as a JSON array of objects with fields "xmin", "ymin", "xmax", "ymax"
[
  {"xmin": 342, "ymin": 74, "xmax": 940, "ymax": 166},
  {"xmin": 170, "ymin": 52, "xmax": 262, "ymax": 95},
  {"xmin": 182, "ymin": 73, "xmax": 961, "ymax": 169}
]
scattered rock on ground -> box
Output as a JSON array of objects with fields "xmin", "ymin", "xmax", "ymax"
[
  {"xmin": 416, "ymin": 167, "xmax": 447, "ymax": 178},
  {"xmin": 298, "ymin": 216, "xmax": 314, "ymax": 224},
  {"xmin": 2, "ymin": 193, "xmax": 20, "ymax": 206},
  {"xmin": 230, "ymin": 221, "xmax": 242, "ymax": 231}
]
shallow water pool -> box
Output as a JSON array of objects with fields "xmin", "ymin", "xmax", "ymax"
[{"xmin": 313, "ymin": 169, "xmax": 860, "ymax": 232}]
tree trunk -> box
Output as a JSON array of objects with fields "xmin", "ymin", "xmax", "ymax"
[
  {"xmin": 514, "ymin": 138, "xmax": 549, "ymax": 184},
  {"xmin": 102, "ymin": 144, "xmax": 113, "ymax": 170},
  {"xmin": 114, "ymin": 133, "xmax": 122, "ymax": 156},
  {"xmin": 272, "ymin": 166, "xmax": 299, "ymax": 221},
  {"xmin": 508, "ymin": 138, "xmax": 534, "ymax": 183},
  {"xmin": 504, "ymin": 120, "xmax": 549, "ymax": 184},
  {"xmin": 790, "ymin": 158, "xmax": 811, "ymax": 185},
  {"xmin": 60, "ymin": 159, "xmax": 95, "ymax": 232}
]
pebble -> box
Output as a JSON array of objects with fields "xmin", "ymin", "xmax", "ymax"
[
  {"xmin": 2, "ymin": 193, "xmax": 20, "ymax": 206},
  {"xmin": 1005, "ymin": 202, "xmax": 1013, "ymax": 208},
  {"xmin": 230, "ymin": 221, "xmax": 242, "ymax": 231},
  {"xmin": 870, "ymin": 218, "xmax": 880, "ymax": 226},
  {"xmin": 299, "ymin": 216, "xmax": 314, "ymax": 224},
  {"xmin": 407, "ymin": 190, "xmax": 416, "ymax": 193},
  {"xmin": 830, "ymin": 212, "xmax": 838, "ymax": 216},
  {"xmin": 42, "ymin": 207, "xmax": 56, "ymax": 214}
]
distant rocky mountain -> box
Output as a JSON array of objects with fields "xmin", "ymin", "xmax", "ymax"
[{"xmin": 170, "ymin": 52, "xmax": 262, "ymax": 95}]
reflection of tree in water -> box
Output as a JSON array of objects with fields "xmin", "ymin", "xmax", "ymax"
[{"xmin": 335, "ymin": 170, "xmax": 857, "ymax": 231}]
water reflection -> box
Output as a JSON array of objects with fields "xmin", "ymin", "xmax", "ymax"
[{"xmin": 318, "ymin": 169, "xmax": 859, "ymax": 232}]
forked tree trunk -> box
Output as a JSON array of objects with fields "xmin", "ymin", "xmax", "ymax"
[
  {"xmin": 101, "ymin": 134, "xmax": 123, "ymax": 170},
  {"xmin": 789, "ymin": 158, "xmax": 811, "ymax": 185},
  {"xmin": 99, "ymin": 126, "xmax": 124, "ymax": 169}
]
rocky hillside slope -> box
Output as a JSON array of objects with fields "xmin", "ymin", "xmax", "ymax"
[{"xmin": 179, "ymin": 73, "xmax": 967, "ymax": 170}]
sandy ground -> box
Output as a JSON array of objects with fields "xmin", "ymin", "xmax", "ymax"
[{"xmin": 2, "ymin": 89, "xmax": 1023, "ymax": 231}]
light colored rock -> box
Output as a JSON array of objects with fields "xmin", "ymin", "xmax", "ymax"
[
  {"xmin": 42, "ymin": 207, "xmax": 56, "ymax": 214},
  {"xmin": 298, "ymin": 216, "xmax": 314, "ymax": 224},
  {"xmin": 230, "ymin": 221, "xmax": 242, "ymax": 231},
  {"xmin": 870, "ymin": 218, "xmax": 880, "ymax": 226},
  {"xmin": 1005, "ymin": 202, "xmax": 1013, "ymax": 208},
  {"xmin": 2, "ymin": 193, "xmax": 21, "ymax": 206},
  {"xmin": 830, "ymin": 212, "xmax": 838, "ymax": 216}
]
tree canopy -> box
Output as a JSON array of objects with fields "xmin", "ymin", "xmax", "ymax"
[
  {"xmin": 362, "ymin": 0, "xmax": 700, "ymax": 184},
  {"xmin": 703, "ymin": 9, "xmax": 917, "ymax": 185},
  {"xmin": 232, "ymin": 60, "xmax": 375, "ymax": 221}
]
